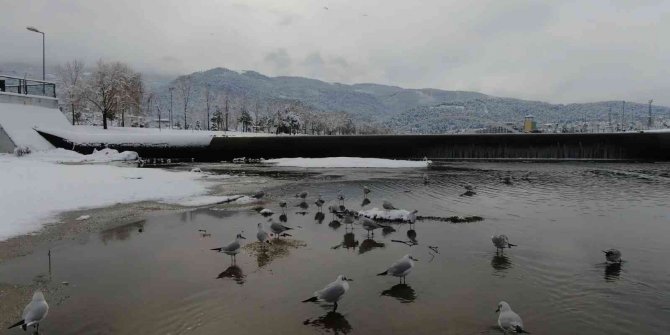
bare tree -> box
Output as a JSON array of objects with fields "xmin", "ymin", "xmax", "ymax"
[
  {"xmin": 204, "ymin": 84, "xmax": 211, "ymax": 130},
  {"xmin": 175, "ymin": 75, "xmax": 193, "ymax": 129},
  {"xmin": 85, "ymin": 60, "xmax": 140, "ymax": 129},
  {"xmin": 56, "ymin": 60, "xmax": 86, "ymax": 125}
]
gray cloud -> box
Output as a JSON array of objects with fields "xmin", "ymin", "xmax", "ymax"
[{"xmin": 2, "ymin": 0, "xmax": 669, "ymax": 104}]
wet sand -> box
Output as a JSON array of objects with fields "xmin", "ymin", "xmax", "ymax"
[{"xmin": 2, "ymin": 162, "xmax": 670, "ymax": 334}]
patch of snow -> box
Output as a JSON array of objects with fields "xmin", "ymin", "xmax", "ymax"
[
  {"xmin": 26, "ymin": 148, "xmax": 138, "ymax": 163},
  {"xmin": 190, "ymin": 167, "xmax": 203, "ymax": 173},
  {"xmin": 37, "ymin": 126, "xmax": 215, "ymax": 147},
  {"xmin": 264, "ymin": 157, "xmax": 431, "ymax": 168},
  {"xmin": 75, "ymin": 215, "xmax": 91, "ymax": 221},
  {"xmin": 231, "ymin": 195, "xmax": 258, "ymax": 205},
  {"xmin": 0, "ymin": 150, "xmax": 213, "ymax": 241},
  {"xmin": 260, "ymin": 208, "xmax": 273, "ymax": 215},
  {"xmin": 359, "ymin": 208, "xmax": 412, "ymax": 221}
]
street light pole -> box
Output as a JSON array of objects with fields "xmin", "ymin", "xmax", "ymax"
[{"xmin": 26, "ymin": 26, "xmax": 45, "ymax": 95}]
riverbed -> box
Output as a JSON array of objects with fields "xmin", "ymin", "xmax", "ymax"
[{"xmin": 1, "ymin": 161, "xmax": 669, "ymax": 334}]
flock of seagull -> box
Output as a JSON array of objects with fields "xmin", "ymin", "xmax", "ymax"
[{"xmin": 7, "ymin": 181, "xmax": 624, "ymax": 334}]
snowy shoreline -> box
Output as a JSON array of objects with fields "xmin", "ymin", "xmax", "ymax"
[
  {"xmin": 264, "ymin": 157, "xmax": 431, "ymax": 168},
  {"xmin": 0, "ymin": 149, "xmax": 229, "ymax": 241}
]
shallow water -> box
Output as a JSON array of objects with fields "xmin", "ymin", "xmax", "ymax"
[{"xmin": 1, "ymin": 162, "xmax": 670, "ymax": 334}]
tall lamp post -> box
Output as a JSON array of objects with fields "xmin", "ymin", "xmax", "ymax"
[{"xmin": 26, "ymin": 26, "xmax": 45, "ymax": 95}]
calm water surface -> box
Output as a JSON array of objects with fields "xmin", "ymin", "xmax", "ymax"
[{"xmin": 1, "ymin": 162, "xmax": 669, "ymax": 334}]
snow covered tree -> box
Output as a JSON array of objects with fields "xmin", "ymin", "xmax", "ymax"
[
  {"xmin": 210, "ymin": 106, "xmax": 223, "ymax": 131},
  {"xmin": 85, "ymin": 60, "xmax": 141, "ymax": 129},
  {"xmin": 175, "ymin": 75, "xmax": 193, "ymax": 129},
  {"xmin": 55, "ymin": 59, "xmax": 86, "ymax": 125},
  {"xmin": 238, "ymin": 107, "xmax": 253, "ymax": 132}
]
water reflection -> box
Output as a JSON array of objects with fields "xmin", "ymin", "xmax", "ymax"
[
  {"xmin": 359, "ymin": 239, "xmax": 385, "ymax": 254},
  {"xmin": 361, "ymin": 198, "xmax": 371, "ymax": 207},
  {"xmin": 381, "ymin": 226, "xmax": 397, "ymax": 236},
  {"xmin": 314, "ymin": 212, "xmax": 325, "ymax": 224},
  {"xmin": 604, "ymin": 262, "xmax": 622, "ymax": 282},
  {"xmin": 407, "ymin": 229, "xmax": 417, "ymax": 244},
  {"xmin": 216, "ymin": 264, "xmax": 245, "ymax": 285},
  {"xmin": 303, "ymin": 311, "xmax": 352, "ymax": 334},
  {"xmin": 299, "ymin": 201, "xmax": 309, "ymax": 209},
  {"xmin": 332, "ymin": 232, "xmax": 359, "ymax": 250},
  {"xmin": 279, "ymin": 214, "xmax": 288, "ymax": 222},
  {"xmin": 381, "ymin": 283, "xmax": 416, "ymax": 303},
  {"xmin": 328, "ymin": 220, "xmax": 342, "ymax": 229},
  {"xmin": 491, "ymin": 254, "xmax": 512, "ymax": 271},
  {"xmin": 100, "ymin": 220, "xmax": 146, "ymax": 243}
]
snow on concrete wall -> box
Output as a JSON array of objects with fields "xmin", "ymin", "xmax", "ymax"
[{"xmin": 0, "ymin": 93, "xmax": 70, "ymax": 152}]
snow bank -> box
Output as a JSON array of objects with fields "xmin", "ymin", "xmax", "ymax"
[
  {"xmin": 27, "ymin": 148, "xmax": 138, "ymax": 163},
  {"xmin": 264, "ymin": 157, "xmax": 431, "ymax": 168},
  {"xmin": 0, "ymin": 152, "xmax": 211, "ymax": 241},
  {"xmin": 168, "ymin": 195, "xmax": 243, "ymax": 207},
  {"xmin": 0, "ymin": 103, "xmax": 71, "ymax": 151},
  {"xmin": 359, "ymin": 208, "xmax": 412, "ymax": 221},
  {"xmin": 38, "ymin": 126, "xmax": 214, "ymax": 147}
]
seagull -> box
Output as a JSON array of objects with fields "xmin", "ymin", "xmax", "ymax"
[
  {"xmin": 211, "ymin": 233, "xmax": 246, "ymax": 260},
  {"xmin": 361, "ymin": 217, "xmax": 388, "ymax": 237},
  {"xmin": 296, "ymin": 191, "xmax": 309, "ymax": 199},
  {"xmin": 377, "ymin": 254, "xmax": 418, "ymax": 284},
  {"xmin": 257, "ymin": 223, "xmax": 270, "ymax": 245},
  {"xmin": 492, "ymin": 234, "xmax": 516, "ymax": 253},
  {"xmin": 363, "ymin": 186, "xmax": 371, "ymax": 198},
  {"xmin": 337, "ymin": 193, "xmax": 345, "ymax": 206},
  {"xmin": 343, "ymin": 212, "xmax": 355, "ymax": 226},
  {"xmin": 382, "ymin": 200, "xmax": 397, "ymax": 210},
  {"xmin": 270, "ymin": 219, "xmax": 293, "ymax": 237},
  {"xmin": 8, "ymin": 291, "xmax": 49, "ymax": 332},
  {"xmin": 463, "ymin": 183, "xmax": 475, "ymax": 191},
  {"xmin": 602, "ymin": 249, "xmax": 622, "ymax": 263},
  {"xmin": 252, "ymin": 190, "xmax": 265, "ymax": 199},
  {"xmin": 496, "ymin": 301, "xmax": 529, "ymax": 333},
  {"xmin": 302, "ymin": 275, "xmax": 352, "ymax": 311},
  {"xmin": 408, "ymin": 209, "xmax": 418, "ymax": 224}
]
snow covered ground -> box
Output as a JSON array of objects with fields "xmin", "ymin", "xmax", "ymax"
[
  {"xmin": 359, "ymin": 208, "xmax": 413, "ymax": 222},
  {"xmin": 0, "ymin": 149, "xmax": 232, "ymax": 241},
  {"xmin": 264, "ymin": 157, "xmax": 431, "ymax": 168}
]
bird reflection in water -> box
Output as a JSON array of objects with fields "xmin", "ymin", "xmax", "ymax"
[
  {"xmin": 329, "ymin": 220, "xmax": 342, "ymax": 229},
  {"xmin": 216, "ymin": 264, "xmax": 245, "ymax": 285},
  {"xmin": 604, "ymin": 262, "xmax": 622, "ymax": 282},
  {"xmin": 359, "ymin": 239, "xmax": 385, "ymax": 254},
  {"xmin": 332, "ymin": 232, "xmax": 359, "ymax": 250},
  {"xmin": 381, "ymin": 283, "xmax": 417, "ymax": 303},
  {"xmin": 314, "ymin": 212, "xmax": 325, "ymax": 224},
  {"xmin": 299, "ymin": 201, "xmax": 309, "ymax": 209},
  {"xmin": 407, "ymin": 228, "xmax": 417, "ymax": 244},
  {"xmin": 491, "ymin": 254, "xmax": 512, "ymax": 271},
  {"xmin": 256, "ymin": 248, "xmax": 271, "ymax": 267},
  {"xmin": 381, "ymin": 225, "xmax": 396, "ymax": 236},
  {"xmin": 279, "ymin": 214, "xmax": 288, "ymax": 223},
  {"xmin": 361, "ymin": 198, "xmax": 371, "ymax": 207},
  {"xmin": 303, "ymin": 311, "xmax": 352, "ymax": 335}
]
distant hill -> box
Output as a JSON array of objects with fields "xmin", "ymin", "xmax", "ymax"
[{"xmin": 157, "ymin": 67, "xmax": 669, "ymax": 133}]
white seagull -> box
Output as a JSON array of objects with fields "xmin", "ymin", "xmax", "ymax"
[
  {"xmin": 302, "ymin": 275, "xmax": 352, "ymax": 311},
  {"xmin": 211, "ymin": 233, "xmax": 246, "ymax": 260},
  {"xmin": 492, "ymin": 234, "xmax": 516, "ymax": 253},
  {"xmin": 361, "ymin": 217, "xmax": 387, "ymax": 237},
  {"xmin": 257, "ymin": 223, "xmax": 270, "ymax": 244},
  {"xmin": 377, "ymin": 254, "xmax": 418, "ymax": 284},
  {"xmin": 602, "ymin": 249, "xmax": 622, "ymax": 263},
  {"xmin": 408, "ymin": 209, "xmax": 418, "ymax": 224},
  {"xmin": 8, "ymin": 291, "xmax": 49, "ymax": 332},
  {"xmin": 270, "ymin": 219, "xmax": 293, "ymax": 237},
  {"xmin": 496, "ymin": 301, "xmax": 529, "ymax": 333}
]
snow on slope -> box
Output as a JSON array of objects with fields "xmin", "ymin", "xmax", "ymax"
[
  {"xmin": 264, "ymin": 157, "xmax": 431, "ymax": 168},
  {"xmin": 39, "ymin": 126, "xmax": 215, "ymax": 147},
  {"xmin": 0, "ymin": 102, "xmax": 71, "ymax": 151},
  {"xmin": 0, "ymin": 151, "xmax": 211, "ymax": 241}
]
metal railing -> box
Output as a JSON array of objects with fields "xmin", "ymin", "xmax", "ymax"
[{"xmin": 0, "ymin": 75, "xmax": 56, "ymax": 98}]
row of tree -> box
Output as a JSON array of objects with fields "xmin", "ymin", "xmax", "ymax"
[{"xmin": 55, "ymin": 60, "xmax": 391, "ymax": 134}]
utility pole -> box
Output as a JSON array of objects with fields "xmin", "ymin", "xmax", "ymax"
[
  {"xmin": 169, "ymin": 87, "xmax": 174, "ymax": 129},
  {"xmin": 621, "ymin": 100, "xmax": 626, "ymax": 131},
  {"xmin": 648, "ymin": 99, "xmax": 653, "ymax": 129},
  {"xmin": 26, "ymin": 26, "xmax": 45, "ymax": 94},
  {"xmin": 608, "ymin": 107, "xmax": 612, "ymax": 132}
]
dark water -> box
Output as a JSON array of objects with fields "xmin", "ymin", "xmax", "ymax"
[{"xmin": 2, "ymin": 162, "xmax": 670, "ymax": 334}]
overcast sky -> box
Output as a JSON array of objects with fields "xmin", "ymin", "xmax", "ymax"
[{"xmin": 3, "ymin": 0, "xmax": 669, "ymax": 104}]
